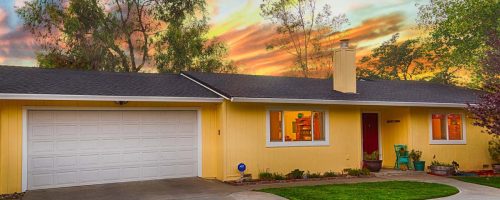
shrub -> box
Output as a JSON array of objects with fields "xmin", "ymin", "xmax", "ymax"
[
  {"xmin": 258, "ymin": 171, "xmax": 274, "ymax": 181},
  {"xmin": 342, "ymin": 168, "xmax": 370, "ymax": 176},
  {"xmin": 287, "ymin": 169, "xmax": 305, "ymax": 179},
  {"xmin": 363, "ymin": 151, "xmax": 380, "ymax": 160},
  {"xmin": 409, "ymin": 149, "xmax": 422, "ymax": 161},
  {"xmin": 272, "ymin": 173, "xmax": 286, "ymax": 180},
  {"xmin": 431, "ymin": 161, "xmax": 453, "ymax": 167},
  {"xmin": 323, "ymin": 171, "xmax": 337, "ymax": 177},
  {"xmin": 489, "ymin": 136, "xmax": 500, "ymax": 163},
  {"xmin": 306, "ymin": 171, "xmax": 322, "ymax": 178}
]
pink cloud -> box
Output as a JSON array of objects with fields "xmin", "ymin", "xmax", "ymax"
[{"xmin": 0, "ymin": 7, "xmax": 37, "ymax": 66}]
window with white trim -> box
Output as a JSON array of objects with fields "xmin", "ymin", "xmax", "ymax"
[
  {"xmin": 267, "ymin": 109, "xmax": 329, "ymax": 147},
  {"xmin": 430, "ymin": 113, "xmax": 466, "ymax": 144}
]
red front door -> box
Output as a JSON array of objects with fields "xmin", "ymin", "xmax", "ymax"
[{"xmin": 362, "ymin": 113, "xmax": 379, "ymax": 155}]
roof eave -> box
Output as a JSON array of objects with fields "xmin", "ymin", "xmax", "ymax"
[
  {"xmin": 0, "ymin": 93, "xmax": 224, "ymax": 103},
  {"xmin": 231, "ymin": 97, "xmax": 470, "ymax": 108}
]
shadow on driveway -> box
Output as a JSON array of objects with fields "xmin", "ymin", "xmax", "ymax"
[{"xmin": 23, "ymin": 178, "xmax": 245, "ymax": 200}]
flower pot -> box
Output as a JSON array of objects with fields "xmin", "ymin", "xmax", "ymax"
[
  {"xmin": 430, "ymin": 165, "xmax": 453, "ymax": 176},
  {"xmin": 413, "ymin": 161, "xmax": 425, "ymax": 171},
  {"xmin": 364, "ymin": 160, "xmax": 382, "ymax": 172},
  {"xmin": 493, "ymin": 164, "xmax": 500, "ymax": 174}
]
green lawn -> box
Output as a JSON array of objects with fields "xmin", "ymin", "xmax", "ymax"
[
  {"xmin": 259, "ymin": 181, "xmax": 459, "ymax": 200},
  {"xmin": 452, "ymin": 177, "xmax": 500, "ymax": 188}
]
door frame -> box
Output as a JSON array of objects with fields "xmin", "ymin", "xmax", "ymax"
[
  {"xmin": 360, "ymin": 112, "xmax": 382, "ymax": 161},
  {"xmin": 22, "ymin": 106, "xmax": 202, "ymax": 191}
]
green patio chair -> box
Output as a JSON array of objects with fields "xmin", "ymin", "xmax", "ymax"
[{"xmin": 394, "ymin": 144, "xmax": 410, "ymax": 169}]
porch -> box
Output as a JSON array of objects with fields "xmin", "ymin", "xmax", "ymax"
[{"xmin": 360, "ymin": 107, "xmax": 412, "ymax": 169}]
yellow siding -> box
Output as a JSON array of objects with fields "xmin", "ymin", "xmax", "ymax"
[
  {"xmin": 222, "ymin": 103, "xmax": 362, "ymax": 180},
  {"xmin": 0, "ymin": 100, "xmax": 220, "ymax": 194},
  {"xmin": 408, "ymin": 108, "xmax": 493, "ymax": 170},
  {"xmin": 377, "ymin": 107, "xmax": 410, "ymax": 168},
  {"xmin": 1, "ymin": 99, "xmax": 494, "ymax": 193}
]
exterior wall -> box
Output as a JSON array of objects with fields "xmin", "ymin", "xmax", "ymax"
[
  {"xmin": 376, "ymin": 107, "xmax": 411, "ymax": 168},
  {"xmin": 220, "ymin": 103, "xmax": 493, "ymax": 180},
  {"xmin": 221, "ymin": 102, "xmax": 362, "ymax": 180},
  {"xmin": 1, "ymin": 99, "xmax": 493, "ymax": 193},
  {"xmin": 407, "ymin": 107, "xmax": 493, "ymax": 170},
  {"xmin": 0, "ymin": 100, "xmax": 221, "ymax": 194}
]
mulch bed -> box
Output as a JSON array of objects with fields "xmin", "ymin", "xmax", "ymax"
[
  {"xmin": 225, "ymin": 175, "xmax": 374, "ymax": 186},
  {"xmin": 0, "ymin": 192, "xmax": 24, "ymax": 200}
]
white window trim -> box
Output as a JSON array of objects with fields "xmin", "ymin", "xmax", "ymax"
[
  {"xmin": 266, "ymin": 108, "xmax": 330, "ymax": 147},
  {"xmin": 429, "ymin": 112, "xmax": 467, "ymax": 145}
]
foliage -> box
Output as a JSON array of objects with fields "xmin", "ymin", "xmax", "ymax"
[
  {"xmin": 305, "ymin": 171, "xmax": 322, "ymax": 178},
  {"xmin": 358, "ymin": 33, "xmax": 427, "ymax": 80},
  {"xmin": 259, "ymin": 181, "xmax": 459, "ymax": 199},
  {"xmin": 272, "ymin": 173, "xmax": 286, "ymax": 180},
  {"xmin": 17, "ymin": 0, "xmax": 235, "ymax": 73},
  {"xmin": 286, "ymin": 169, "xmax": 305, "ymax": 179},
  {"xmin": 363, "ymin": 151, "xmax": 380, "ymax": 161},
  {"xmin": 154, "ymin": 0, "xmax": 236, "ymax": 73},
  {"xmin": 17, "ymin": 0, "xmax": 158, "ymax": 72},
  {"xmin": 467, "ymin": 33, "xmax": 500, "ymax": 136},
  {"xmin": 260, "ymin": 0, "xmax": 349, "ymax": 77},
  {"xmin": 409, "ymin": 150, "xmax": 423, "ymax": 162},
  {"xmin": 453, "ymin": 177, "xmax": 500, "ymax": 189},
  {"xmin": 430, "ymin": 161, "xmax": 453, "ymax": 167},
  {"xmin": 342, "ymin": 168, "xmax": 370, "ymax": 176},
  {"xmin": 258, "ymin": 171, "xmax": 274, "ymax": 181},
  {"xmin": 416, "ymin": 0, "xmax": 500, "ymax": 87},
  {"xmin": 322, "ymin": 171, "xmax": 337, "ymax": 177},
  {"xmin": 488, "ymin": 136, "xmax": 500, "ymax": 164}
]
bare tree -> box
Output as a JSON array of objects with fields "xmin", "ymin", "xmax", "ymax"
[{"xmin": 260, "ymin": 0, "xmax": 348, "ymax": 77}]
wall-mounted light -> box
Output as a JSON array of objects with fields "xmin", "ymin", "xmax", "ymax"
[{"xmin": 114, "ymin": 101, "xmax": 129, "ymax": 105}]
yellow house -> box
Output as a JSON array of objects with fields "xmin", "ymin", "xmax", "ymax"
[{"xmin": 0, "ymin": 42, "xmax": 492, "ymax": 194}]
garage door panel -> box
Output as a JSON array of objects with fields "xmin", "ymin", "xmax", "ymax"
[
  {"xmin": 30, "ymin": 173, "xmax": 54, "ymax": 188},
  {"xmin": 29, "ymin": 111, "xmax": 53, "ymax": 122},
  {"xmin": 78, "ymin": 139, "xmax": 100, "ymax": 150},
  {"xmin": 54, "ymin": 125, "xmax": 79, "ymax": 138},
  {"xmin": 177, "ymin": 137, "xmax": 197, "ymax": 146},
  {"xmin": 30, "ymin": 125, "xmax": 54, "ymax": 139},
  {"xmin": 53, "ymin": 111, "xmax": 78, "ymax": 122},
  {"xmin": 30, "ymin": 141, "xmax": 54, "ymax": 154},
  {"xmin": 55, "ymin": 156, "xmax": 77, "ymax": 168},
  {"xmin": 78, "ymin": 111, "xmax": 100, "ymax": 122},
  {"xmin": 55, "ymin": 140, "xmax": 79, "ymax": 151},
  {"xmin": 31, "ymin": 157, "xmax": 54, "ymax": 170},
  {"xmin": 55, "ymin": 171, "xmax": 78, "ymax": 185},
  {"xmin": 28, "ymin": 110, "xmax": 199, "ymax": 190}
]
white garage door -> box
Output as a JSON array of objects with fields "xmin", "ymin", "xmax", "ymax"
[{"xmin": 27, "ymin": 110, "xmax": 199, "ymax": 190}]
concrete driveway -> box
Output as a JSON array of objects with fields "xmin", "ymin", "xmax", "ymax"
[{"xmin": 22, "ymin": 178, "xmax": 284, "ymax": 200}]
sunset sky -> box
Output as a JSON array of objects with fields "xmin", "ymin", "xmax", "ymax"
[{"xmin": 0, "ymin": 0, "xmax": 427, "ymax": 76}]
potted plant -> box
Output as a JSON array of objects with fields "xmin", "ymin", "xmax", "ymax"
[
  {"xmin": 430, "ymin": 161, "xmax": 454, "ymax": 176},
  {"xmin": 363, "ymin": 151, "xmax": 382, "ymax": 172},
  {"xmin": 409, "ymin": 150, "xmax": 425, "ymax": 171},
  {"xmin": 489, "ymin": 137, "xmax": 500, "ymax": 173}
]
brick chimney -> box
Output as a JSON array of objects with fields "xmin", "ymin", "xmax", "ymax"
[{"xmin": 333, "ymin": 39, "xmax": 356, "ymax": 93}]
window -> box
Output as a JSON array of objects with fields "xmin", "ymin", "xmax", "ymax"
[
  {"xmin": 430, "ymin": 113, "xmax": 465, "ymax": 144},
  {"xmin": 267, "ymin": 109, "xmax": 329, "ymax": 147}
]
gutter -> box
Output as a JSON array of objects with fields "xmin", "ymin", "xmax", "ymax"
[
  {"xmin": 230, "ymin": 97, "xmax": 470, "ymax": 108},
  {"xmin": 0, "ymin": 93, "xmax": 224, "ymax": 103}
]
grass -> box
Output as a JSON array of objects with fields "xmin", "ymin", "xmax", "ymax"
[
  {"xmin": 259, "ymin": 181, "xmax": 459, "ymax": 200},
  {"xmin": 452, "ymin": 176, "xmax": 500, "ymax": 188}
]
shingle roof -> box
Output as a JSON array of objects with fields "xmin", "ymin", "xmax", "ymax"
[
  {"xmin": 0, "ymin": 66, "xmax": 220, "ymax": 98},
  {"xmin": 183, "ymin": 71, "xmax": 483, "ymax": 104}
]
